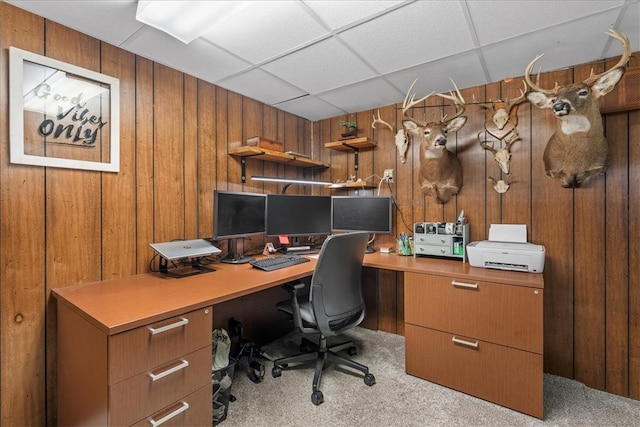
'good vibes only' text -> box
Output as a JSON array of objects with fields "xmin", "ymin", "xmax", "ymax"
[{"xmin": 31, "ymin": 82, "xmax": 108, "ymax": 147}]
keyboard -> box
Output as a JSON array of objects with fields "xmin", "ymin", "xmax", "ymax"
[{"xmin": 250, "ymin": 254, "xmax": 310, "ymax": 271}]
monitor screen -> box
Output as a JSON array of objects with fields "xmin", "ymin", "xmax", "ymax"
[
  {"xmin": 213, "ymin": 190, "xmax": 266, "ymax": 240},
  {"xmin": 331, "ymin": 196, "xmax": 393, "ymax": 234},
  {"xmin": 266, "ymin": 194, "xmax": 332, "ymax": 237}
]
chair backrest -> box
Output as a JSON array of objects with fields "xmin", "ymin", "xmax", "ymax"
[{"xmin": 309, "ymin": 232, "xmax": 369, "ymax": 337}]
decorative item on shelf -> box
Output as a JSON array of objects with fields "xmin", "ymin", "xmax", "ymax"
[{"xmin": 339, "ymin": 120, "xmax": 358, "ymax": 139}]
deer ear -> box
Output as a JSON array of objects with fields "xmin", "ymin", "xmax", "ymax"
[
  {"xmin": 446, "ymin": 116, "xmax": 467, "ymax": 133},
  {"xmin": 402, "ymin": 119, "xmax": 420, "ymax": 135},
  {"xmin": 592, "ymin": 68, "xmax": 624, "ymax": 97},
  {"xmin": 526, "ymin": 91, "xmax": 554, "ymax": 109}
]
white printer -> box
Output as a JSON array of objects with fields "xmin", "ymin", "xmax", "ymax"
[{"xmin": 467, "ymin": 224, "xmax": 545, "ymax": 273}]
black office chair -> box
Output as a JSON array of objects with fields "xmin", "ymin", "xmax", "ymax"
[{"xmin": 271, "ymin": 231, "xmax": 376, "ymax": 405}]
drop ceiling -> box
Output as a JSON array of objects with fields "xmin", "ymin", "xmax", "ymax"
[{"xmin": 7, "ymin": 0, "xmax": 640, "ymax": 121}]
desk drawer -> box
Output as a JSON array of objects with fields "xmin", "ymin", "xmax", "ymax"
[
  {"xmin": 405, "ymin": 324, "xmax": 543, "ymax": 418},
  {"xmin": 109, "ymin": 306, "xmax": 212, "ymax": 384},
  {"xmin": 132, "ymin": 383, "xmax": 212, "ymax": 427},
  {"xmin": 405, "ymin": 273, "xmax": 542, "ymax": 353},
  {"xmin": 110, "ymin": 346, "xmax": 211, "ymax": 427},
  {"xmin": 414, "ymin": 234, "xmax": 452, "ymax": 246},
  {"xmin": 414, "ymin": 244, "xmax": 451, "ymax": 257}
]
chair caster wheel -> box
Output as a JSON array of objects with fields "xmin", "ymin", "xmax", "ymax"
[
  {"xmin": 311, "ymin": 390, "xmax": 324, "ymax": 405},
  {"xmin": 272, "ymin": 366, "xmax": 282, "ymax": 378},
  {"xmin": 347, "ymin": 346, "xmax": 357, "ymax": 356},
  {"xmin": 364, "ymin": 373, "xmax": 376, "ymax": 386}
]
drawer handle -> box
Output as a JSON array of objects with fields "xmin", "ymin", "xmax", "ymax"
[
  {"xmin": 452, "ymin": 336, "xmax": 479, "ymax": 348},
  {"xmin": 148, "ymin": 359, "xmax": 189, "ymax": 382},
  {"xmin": 451, "ymin": 280, "xmax": 478, "ymax": 289},
  {"xmin": 149, "ymin": 402, "xmax": 189, "ymax": 427},
  {"xmin": 148, "ymin": 317, "xmax": 189, "ymax": 335}
]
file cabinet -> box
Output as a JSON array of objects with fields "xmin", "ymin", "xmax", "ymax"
[
  {"xmin": 57, "ymin": 304, "xmax": 213, "ymax": 426},
  {"xmin": 404, "ymin": 272, "xmax": 543, "ymax": 418}
]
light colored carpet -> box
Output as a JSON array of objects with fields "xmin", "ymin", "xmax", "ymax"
[{"xmin": 221, "ymin": 327, "xmax": 640, "ymax": 427}]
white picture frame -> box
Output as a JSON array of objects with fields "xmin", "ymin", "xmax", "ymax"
[{"xmin": 9, "ymin": 46, "xmax": 120, "ymax": 172}]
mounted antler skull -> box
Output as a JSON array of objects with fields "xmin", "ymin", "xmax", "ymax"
[
  {"xmin": 524, "ymin": 30, "xmax": 631, "ymax": 188},
  {"xmin": 371, "ymin": 110, "xmax": 410, "ymax": 164},
  {"xmin": 478, "ymin": 129, "xmax": 520, "ymax": 175},
  {"xmin": 477, "ymin": 81, "xmax": 527, "ymax": 131},
  {"xmin": 402, "ymin": 79, "xmax": 467, "ymax": 204}
]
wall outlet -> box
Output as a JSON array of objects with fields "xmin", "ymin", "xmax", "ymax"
[{"xmin": 383, "ymin": 168, "xmax": 394, "ymax": 182}]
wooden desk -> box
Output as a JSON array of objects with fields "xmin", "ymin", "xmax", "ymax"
[{"xmin": 53, "ymin": 253, "xmax": 544, "ymax": 425}]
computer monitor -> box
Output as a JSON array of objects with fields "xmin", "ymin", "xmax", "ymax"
[
  {"xmin": 265, "ymin": 194, "xmax": 332, "ymax": 243},
  {"xmin": 331, "ymin": 195, "xmax": 393, "ymax": 252},
  {"xmin": 213, "ymin": 190, "xmax": 266, "ymax": 264}
]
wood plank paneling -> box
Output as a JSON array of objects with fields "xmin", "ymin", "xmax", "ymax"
[
  {"xmin": 573, "ymin": 63, "xmax": 606, "ymax": 389},
  {"xmin": 530, "ymin": 67, "xmax": 575, "ymax": 378},
  {"xmin": 0, "ymin": 5, "xmax": 47, "ymax": 426}
]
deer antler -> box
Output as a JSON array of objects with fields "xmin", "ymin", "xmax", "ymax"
[
  {"xmin": 371, "ymin": 110, "xmax": 394, "ymax": 131},
  {"xmin": 583, "ymin": 29, "xmax": 631, "ymax": 85},
  {"xmin": 437, "ymin": 78, "xmax": 466, "ymax": 123},
  {"xmin": 525, "ymin": 54, "xmax": 560, "ymax": 95},
  {"xmin": 402, "ymin": 79, "xmax": 434, "ymax": 117},
  {"xmin": 478, "ymin": 131, "xmax": 497, "ymax": 153},
  {"xmin": 505, "ymin": 80, "xmax": 528, "ymax": 110}
]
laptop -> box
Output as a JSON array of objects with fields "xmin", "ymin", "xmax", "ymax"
[{"xmin": 149, "ymin": 239, "xmax": 221, "ymax": 260}]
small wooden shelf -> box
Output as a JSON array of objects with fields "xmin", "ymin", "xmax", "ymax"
[
  {"xmin": 229, "ymin": 146, "xmax": 328, "ymax": 168},
  {"xmin": 327, "ymin": 181, "xmax": 376, "ymax": 190},
  {"xmin": 324, "ymin": 137, "xmax": 376, "ymax": 151}
]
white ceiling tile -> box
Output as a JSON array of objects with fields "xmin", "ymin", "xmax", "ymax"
[
  {"xmin": 482, "ymin": 9, "xmax": 625, "ymax": 83},
  {"xmin": 338, "ymin": 1, "xmax": 475, "ymax": 74},
  {"xmin": 200, "ymin": 1, "xmax": 328, "ymax": 64},
  {"xmin": 386, "ymin": 51, "xmax": 487, "ymax": 98},
  {"xmin": 612, "ymin": 1, "xmax": 640, "ymax": 55},
  {"xmin": 218, "ymin": 68, "xmax": 308, "ymax": 105},
  {"xmin": 263, "ymin": 37, "xmax": 377, "ymax": 94},
  {"xmin": 303, "ymin": 0, "xmax": 404, "ymax": 30},
  {"xmin": 317, "ymin": 78, "xmax": 404, "ymax": 113},
  {"xmin": 468, "ymin": 0, "xmax": 626, "ymax": 46},
  {"xmin": 275, "ymin": 95, "xmax": 347, "ymax": 121}
]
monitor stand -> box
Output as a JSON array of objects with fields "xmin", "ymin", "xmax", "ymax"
[
  {"xmin": 158, "ymin": 256, "xmax": 215, "ymax": 278},
  {"xmin": 365, "ymin": 234, "xmax": 376, "ymax": 253},
  {"xmin": 221, "ymin": 239, "xmax": 255, "ymax": 264}
]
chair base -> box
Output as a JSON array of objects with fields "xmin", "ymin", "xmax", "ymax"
[{"xmin": 272, "ymin": 334, "xmax": 375, "ymax": 405}]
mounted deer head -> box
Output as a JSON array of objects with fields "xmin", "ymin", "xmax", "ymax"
[
  {"xmin": 372, "ymin": 110, "xmax": 410, "ymax": 164},
  {"xmin": 525, "ymin": 29, "xmax": 631, "ymax": 188},
  {"xmin": 402, "ymin": 79, "xmax": 467, "ymax": 204}
]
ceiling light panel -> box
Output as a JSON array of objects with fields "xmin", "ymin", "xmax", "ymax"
[
  {"xmin": 136, "ymin": 1, "xmax": 238, "ymax": 44},
  {"xmin": 339, "ymin": 1, "xmax": 475, "ymax": 75},
  {"xmin": 200, "ymin": 1, "xmax": 328, "ymax": 64}
]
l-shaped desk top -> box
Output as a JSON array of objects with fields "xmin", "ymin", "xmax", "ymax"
[{"xmin": 52, "ymin": 252, "xmax": 543, "ymax": 336}]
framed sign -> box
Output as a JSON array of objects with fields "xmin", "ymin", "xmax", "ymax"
[{"xmin": 9, "ymin": 47, "xmax": 120, "ymax": 172}]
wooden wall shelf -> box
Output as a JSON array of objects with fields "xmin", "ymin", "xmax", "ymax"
[
  {"xmin": 230, "ymin": 146, "xmax": 328, "ymax": 182},
  {"xmin": 324, "ymin": 137, "xmax": 376, "ymax": 171},
  {"xmin": 230, "ymin": 146, "xmax": 328, "ymax": 168},
  {"xmin": 327, "ymin": 181, "xmax": 376, "ymax": 190},
  {"xmin": 324, "ymin": 137, "xmax": 376, "ymax": 151}
]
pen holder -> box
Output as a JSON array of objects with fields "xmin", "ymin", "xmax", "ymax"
[{"xmin": 396, "ymin": 236, "xmax": 414, "ymax": 256}]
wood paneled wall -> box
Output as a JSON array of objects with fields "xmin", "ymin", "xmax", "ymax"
[{"xmin": 0, "ymin": 2, "xmax": 638, "ymax": 425}]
